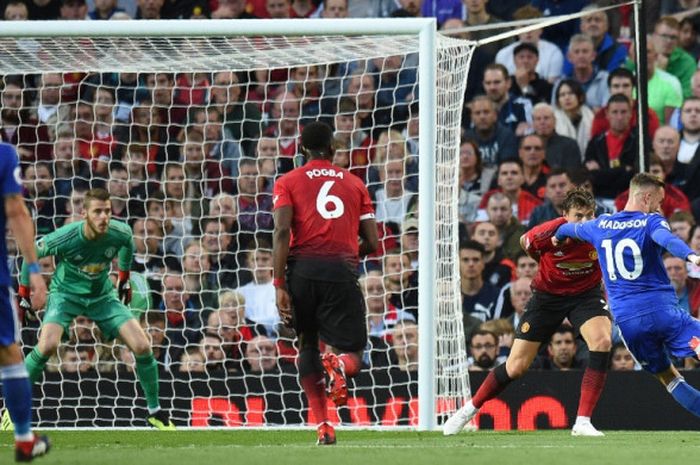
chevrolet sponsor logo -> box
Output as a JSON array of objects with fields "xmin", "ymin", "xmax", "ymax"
[{"xmin": 555, "ymin": 261, "xmax": 594, "ymax": 271}]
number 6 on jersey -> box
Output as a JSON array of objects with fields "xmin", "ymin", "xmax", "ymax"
[{"xmin": 316, "ymin": 181, "xmax": 344, "ymax": 219}]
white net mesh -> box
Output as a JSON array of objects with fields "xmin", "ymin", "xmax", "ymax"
[{"xmin": 0, "ymin": 24, "xmax": 474, "ymax": 428}]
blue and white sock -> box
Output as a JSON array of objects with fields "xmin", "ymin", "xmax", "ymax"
[
  {"xmin": 667, "ymin": 376, "xmax": 700, "ymax": 417},
  {"xmin": 0, "ymin": 363, "xmax": 34, "ymax": 441}
]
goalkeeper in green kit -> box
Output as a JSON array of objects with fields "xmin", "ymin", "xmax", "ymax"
[{"xmin": 1, "ymin": 188, "xmax": 175, "ymax": 431}]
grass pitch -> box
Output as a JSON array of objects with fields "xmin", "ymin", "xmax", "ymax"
[{"xmin": 1, "ymin": 430, "xmax": 697, "ymax": 465}]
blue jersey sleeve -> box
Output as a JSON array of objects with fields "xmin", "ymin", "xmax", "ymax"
[
  {"xmin": 554, "ymin": 220, "xmax": 595, "ymax": 243},
  {"xmin": 648, "ymin": 214, "xmax": 694, "ymax": 260},
  {"xmin": 0, "ymin": 144, "xmax": 22, "ymax": 197}
]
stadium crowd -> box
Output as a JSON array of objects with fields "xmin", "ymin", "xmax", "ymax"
[{"xmin": 3, "ymin": 0, "xmax": 700, "ymax": 380}]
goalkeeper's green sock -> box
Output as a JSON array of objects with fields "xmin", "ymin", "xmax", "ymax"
[
  {"xmin": 135, "ymin": 352, "xmax": 160, "ymax": 412},
  {"xmin": 25, "ymin": 347, "xmax": 50, "ymax": 384}
]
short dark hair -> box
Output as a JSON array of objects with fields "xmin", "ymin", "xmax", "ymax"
[
  {"xmin": 550, "ymin": 325, "xmax": 575, "ymax": 342},
  {"xmin": 607, "ymin": 68, "xmax": 635, "ymax": 88},
  {"xmin": 555, "ymin": 79, "xmax": 586, "ymax": 107},
  {"xmin": 484, "ymin": 63, "xmax": 510, "ymax": 81},
  {"xmin": 85, "ymin": 188, "xmax": 110, "ymax": 208},
  {"xmin": 546, "ymin": 167, "xmax": 570, "ymax": 181},
  {"xmin": 469, "ymin": 329, "xmax": 498, "ymax": 346},
  {"xmin": 514, "ymin": 42, "xmax": 539, "ymax": 57},
  {"xmin": 301, "ymin": 121, "xmax": 334, "ymax": 159},
  {"xmin": 607, "ymin": 93, "xmax": 631, "ymax": 107},
  {"xmin": 459, "ymin": 240, "xmax": 486, "ymax": 256},
  {"xmin": 498, "ymin": 158, "xmax": 524, "ymax": 173},
  {"xmin": 561, "ymin": 187, "xmax": 596, "ymax": 213}
]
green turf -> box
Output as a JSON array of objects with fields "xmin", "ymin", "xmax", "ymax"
[{"xmin": 2, "ymin": 430, "xmax": 699, "ymax": 465}]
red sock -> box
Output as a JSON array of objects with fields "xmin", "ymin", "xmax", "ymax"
[
  {"xmin": 577, "ymin": 367, "xmax": 607, "ymax": 417},
  {"xmin": 337, "ymin": 353, "xmax": 361, "ymax": 377},
  {"xmin": 471, "ymin": 364, "xmax": 512, "ymax": 409},
  {"xmin": 300, "ymin": 372, "xmax": 327, "ymax": 423},
  {"xmin": 15, "ymin": 439, "xmax": 34, "ymax": 456}
]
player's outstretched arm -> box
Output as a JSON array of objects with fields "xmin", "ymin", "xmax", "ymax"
[
  {"xmin": 358, "ymin": 217, "xmax": 378, "ymax": 257},
  {"xmin": 273, "ymin": 206, "xmax": 293, "ymax": 325},
  {"xmin": 6, "ymin": 193, "xmax": 46, "ymax": 312},
  {"xmin": 650, "ymin": 224, "xmax": 696, "ymax": 261}
]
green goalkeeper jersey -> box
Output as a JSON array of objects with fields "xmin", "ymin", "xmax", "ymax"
[{"xmin": 20, "ymin": 219, "xmax": 134, "ymax": 297}]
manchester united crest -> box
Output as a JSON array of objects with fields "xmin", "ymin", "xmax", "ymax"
[
  {"xmin": 589, "ymin": 250, "xmax": 598, "ymax": 260},
  {"xmin": 521, "ymin": 322, "xmax": 530, "ymax": 333}
]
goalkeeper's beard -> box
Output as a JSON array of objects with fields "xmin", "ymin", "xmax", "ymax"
[{"xmin": 86, "ymin": 218, "xmax": 108, "ymax": 238}]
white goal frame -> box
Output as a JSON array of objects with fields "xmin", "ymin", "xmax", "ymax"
[{"xmin": 0, "ymin": 17, "xmax": 448, "ymax": 431}]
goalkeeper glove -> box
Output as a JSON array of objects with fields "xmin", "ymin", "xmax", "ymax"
[
  {"xmin": 117, "ymin": 270, "xmax": 132, "ymax": 305},
  {"xmin": 17, "ymin": 284, "xmax": 35, "ymax": 321}
]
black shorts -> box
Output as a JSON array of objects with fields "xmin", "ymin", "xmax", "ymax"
[
  {"xmin": 515, "ymin": 286, "xmax": 611, "ymax": 343},
  {"xmin": 287, "ymin": 271, "xmax": 367, "ymax": 352}
]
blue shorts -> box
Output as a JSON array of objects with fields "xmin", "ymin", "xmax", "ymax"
[
  {"xmin": 0, "ymin": 286, "xmax": 19, "ymax": 346},
  {"xmin": 617, "ymin": 305, "xmax": 700, "ymax": 374}
]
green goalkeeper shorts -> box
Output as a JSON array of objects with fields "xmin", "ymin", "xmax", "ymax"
[{"xmin": 43, "ymin": 291, "xmax": 135, "ymax": 342}]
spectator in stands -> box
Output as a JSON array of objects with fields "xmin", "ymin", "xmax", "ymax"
[
  {"xmin": 344, "ymin": 70, "xmax": 379, "ymax": 135},
  {"xmin": 136, "ymin": 0, "xmax": 164, "ymax": 19},
  {"xmin": 458, "ymin": 138, "xmax": 494, "ymax": 223},
  {"xmin": 209, "ymin": 71, "xmax": 261, "ymax": 159},
  {"xmin": 482, "ymin": 64, "xmax": 532, "ymax": 136},
  {"xmin": 245, "ymin": 335, "xmax": 279, "ymax": 373},
  {"xmin": 689, "ymin": 225, "xmax": 700, "ymax": 278},
  {"xmin": 160, "ymin": 271, "xmax": 202, "ymax": 364},
  {"xmin": 59, "ymin": 0, "xmax": 87, "ymax": 19},
  {"xmin": 568, "ymin": 167, "xmax": 615, "ymax": 217},
  {"xmin": 464, "ymin": 95, "xmax": 518, "ymax": 169},
  {"xmin": 182, "ymin": 241, "xmax": 217, "ymax": 310},
  {"xmin": 391, "ymin": 320, "xmax": 418, "ymax": 372},
  {"xmin": 161, "ymin": 164, "xmax": 194, "ymax": 257},
  {"xmin": 178, "ymin": 347, "xmax": 205, "ymax": 373},
  {"xmin": 362, "ymin": 271, "xmax": 415, "ymax": 339},
  {"xmin": 591, "ymin": 68, "xmax": 662, "ymax": 136},
  {"xmin": 1, "ymin": 76, "xmax": 51, "ymax": 163},
  {"xmin": 3, "ymin": 0, "xmax": 29, "ymax": 19},
  {"xmin": 486, "ymin": 192, "xmax": 527, "ymax": 261},
  {"xmin": 531, "ymin": 0, "xmax": 587, "ymax": 50},
  {"xmin": 479, "ymin": 160, "xmax": 542, "ymax": 226},
  {"xmin": 370, "ymin": 129, "xmax": 417, "ymax": 193},
  {"xmin": 463, "ymin": 0, "xmax": 507, "ymax": 100},
  {"xmin": 610, "ymin": 342, "xmax": 636, "ymax": 371},
  {"xmin": 237, "ymin": 157, "xmax": 273, "ymax": 233},
  {"xmin": 123, "ymin": 144, "xmax": 152, "ymax": 202},
  {"xmin": 201, "ymin": 217, "xmax": 244, "ymax": 289},
  {"xmin": 541, "ymin": 326, "xmax": 584, "ymax": 370},
  {"xmin": 562, "ymin": 5, "xmax": 627, "ymax": 74},
  {"xmin": 208, "ymin": 192, "xmax": 238, "ymax": 233},
  {"xmin": 23, "ymin": 162, "xmax": 66, "ymax": 235},
  {"xmin": 675, "ymin": 98, "xmax": 700, "ymax": 202},
  {"xmin": 320, "ymin": 0, "xmax": 348, "ymax": 18},
  {"xmin": 553, "ymin": 79, "xmax": 595, "ymax": 155},
  {"xmin": 669, "ymin": 211, "xmax": 695, "ymax": 243},
  {"xmin": 558, "ymin": 34, "xmax": 609, "ymax": 111},
  {"xmin": 35, "ymin": 73, "xmax": 62, "ymax": 124},
  {"xmin": 122, "ymin": 99, "xmax": 167, "ymax": 176},
  {"xmin": 614, "ymin": 154, "xmax": 690, "ymax": 218},
  {"xmin": 664, "ymin": 254, "xmax": 700, "ymax": 317},
  {"xmin": 374, "ymin": 158, "xmax": 415, "ymax": 228},
  {"xmin": 473, "ymin": 221, "xmax": 516, "ymax": 290},
  {"xmin": 266, "ymin": 0, "xmax": 290, "ymax": 18},
  {"xmin": 652, "ymin": 126, "xmax": 681, "ymax": 182},
  {"xmin": 132, "ymin": 217, "xmax": 166, "ymax": 296},
  {"xmin": 510, "ymin": 42, "xmax": 553, "ymax": 106},
  {"xmin": 467, "ymin": 329, "xmax": 503, "ymax": 371},
  {"xmin": 264, "ymin": 92, "xmax": 301, "ymax": 172},
  {"xmin": 528, "ymin": 169, "xmax": 575, "ymax": 228},
  {"xmin": 505, "ymin": 276, "xmax": 532, "ymax": 329},
  {"xmin": 679, "ymin": 17, "xmax": 700, "ymax": 58},
  {"xmin": 107, "ymin": 163, "xmax": 130, "ymax": 220},
  {"xmin": 639, "ymin": 39, "xmax": 684, "ymax": 126},
  {"xmin": 212, "ymin": 0, "xmax": 257, "ymax": 18},
  {"xmin": 142, "ymin": 311, "xmax": 168, "ymax": 368},
  {"xmin": 200, "ymin": 333, "xmax": 226, "ymax": 372},
  {"xmin": 401, "ymin": 216, "xmax": 419, "ymax": 268},
  {"xmin": 238, "ymin": 246, "xmax": 279, "ymax": 336},
  {"xmin": 89, "ymin": 0, "xmax": 125, "ymax": 18},
  {"xmin": 372, "ymin": 54, "xmax": 417, "ymax": 125},
  {"xmin": 495, "ymin": 5, "xmax": 563, "ymax": 83},
  {"xmin": 584, "ymin": 94, "xmax": 638, "ymax": 200},
  {"xmin": 532, "ymin": 103, "xmax": 582, "ymax": 170},
  {"xmin": 518, "ymin": 134, "xmax": 548, "ymax": 199},
  {"xmin": 653, "ymin": 16, "xmax": 696, "ymax": 98},
  {"xmin": 460, "ymin": 240, "xmax": 500, "ymax": 324},
  {"xmin": 53, "ymin": 129, "xmax": 89, "ymax": 199}
]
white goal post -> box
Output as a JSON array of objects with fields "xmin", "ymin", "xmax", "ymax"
[{"xmin": 0, "ymin": 18, "xmax": 474, "ymax": 431}]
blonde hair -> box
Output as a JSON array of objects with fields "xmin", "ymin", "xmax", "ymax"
[
  {"xmin": 374, "ymin": 129, "xmax": 407, "ymax": 165},
  {"xmin": 219, "ymin": 289, "xmax": 246, "ymax": 308}
]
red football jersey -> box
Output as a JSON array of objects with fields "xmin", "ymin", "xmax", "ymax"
[
  {"xmin": 523, "ymin": 217, "xmax": 602, "ymax": 295},
  {"xmin": 273, "ymin": 159, "xmax": 375, "ymax": 266}
]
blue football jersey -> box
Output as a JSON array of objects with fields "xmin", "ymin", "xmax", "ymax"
[
  {"xmin": 0, "ymin": 143, "xmax": 23, "ymax": 286},
  {"xmin": 557, "ymin": 211, "xmax": 691, "ymax": 322}
]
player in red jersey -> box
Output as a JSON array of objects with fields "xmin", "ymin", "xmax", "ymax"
[
  {"xmin": 444, "ymin": 188, "xmax": 612, "ymax": 436},
  {"xmin": 273, "ymin": 121, "xmax": 378, "ymax": 445}
]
